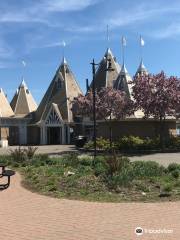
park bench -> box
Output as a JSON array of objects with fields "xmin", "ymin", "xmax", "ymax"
[{"xmin": 0, "ymin": 165, "xmax": 15, "ymax": 190}]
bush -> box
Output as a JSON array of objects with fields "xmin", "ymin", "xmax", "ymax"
[
  {"xmin": 9, "ymin": 146, "xmax": 27, "ymax": 162},
  {"xmin": 171, "ymin": 170, "xmax": 179, "ymax": 179},
  {"xmin": 165, "ymin": 136, "xmax": 180, "ymax": 149},
  {"xmin": 132, "ymin": 161, "xmax": 165, "ymax": 177},
  {"xmin": 109, "ymin": 166, "xmax": 134, "ymax": 188},
  {"xmin": 105, "ymin": 151, "xmax": 130, "ymax": 176},
  {"xmin": 118, "ymin": 136, "xmax": 144, "ymax": 151},
  {"xmin": 168, "ymin": 163, "xmax": 180, "ymax": 172},
  {"xmin": 24, "ymin": 146, "xmax": 38, "ymax": 159},
  {"xmin": 162, "ymin": 183, "xmax": 173, "ymax": 192},
  {"xmin": 84, "ymin": 137, "xmax": 111, "ymax": 150}
]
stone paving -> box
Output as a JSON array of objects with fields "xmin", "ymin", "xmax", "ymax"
[{"xmin": 0, "ymin": 172, "xmax": 180, "ymax": 240}]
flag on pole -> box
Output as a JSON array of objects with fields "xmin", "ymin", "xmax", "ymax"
[
  {"xmin": 22, "ymin": 60, "xmax": 26, "ymax": 67},
  {"xmin": 122, "ymin": 36, "xmax": 127, "ymax": 46},
  {"xmin": 62, "ymin": 40, "xmax": 66, "ymax": 47},
  {"xmin": 140, "ymin": 36, "xmax": 145, "ymax": 46}
]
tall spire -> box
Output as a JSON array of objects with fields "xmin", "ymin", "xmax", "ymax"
[
  {"xmin": 136, "ymin": 59, "xmax": 148, "ymax": 76},
  {"xmin": 89, "ymin": 48, "xmax": 121, "ymax": 92}
]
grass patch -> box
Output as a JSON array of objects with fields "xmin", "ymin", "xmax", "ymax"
[{"xmin": 4, "ymin": 151, "xmax": 180, "ymax": 202}]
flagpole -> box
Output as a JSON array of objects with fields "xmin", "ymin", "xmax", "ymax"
[
  {"xmin": 62, "ymin": 41, "xmax": 66, "ymax": 58},
  {"xmin": 122, "ymin": 36, "xmax": 125, "ymax": 65},
  {"xmin": 22, "ymin": 61, "xmax": 26, "ymax": 82},
  {"xmin": 107, "ymin": 24, "xmax": 110, "ymax": 48},
  {"xmin": 140, "ymin": 35, "xmax": 143, "ymax": 62}
]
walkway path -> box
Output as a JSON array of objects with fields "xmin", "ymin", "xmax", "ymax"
[
  {"xmin": 130, "ymin": 152, "xmax": 180, "ymax": 167},
  {"xmin": 0, "ymin": 172, "xmax": 180, "ymax": 239}
]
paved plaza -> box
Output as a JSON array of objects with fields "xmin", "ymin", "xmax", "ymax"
[{"xmin": 0, "ymin": 171, "xmax": 179, "ymax": 240}]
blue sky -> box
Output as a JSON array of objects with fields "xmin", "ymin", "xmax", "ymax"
[{"xmin": 1, "ymin": 0, "xmax": 180, "ymax": 103}]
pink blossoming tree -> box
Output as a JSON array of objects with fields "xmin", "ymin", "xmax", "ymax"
[
  {"xmin": 72, "ymin": 87, "xmax": 134, "ymax": 147},
  {"xmin": 133, "ymin": 71, "xmax": 180, "ymax": 146}
]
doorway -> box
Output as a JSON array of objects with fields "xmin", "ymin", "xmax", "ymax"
[{"xmin": 47, "ymin": 127, "xmax": 62, "ymax": 145}]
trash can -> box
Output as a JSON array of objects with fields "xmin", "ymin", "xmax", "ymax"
[{"xmin": 75, "ymin": 136, "xmax": 87, "ymax": 148}]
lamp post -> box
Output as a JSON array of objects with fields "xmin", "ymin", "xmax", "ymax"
[
  {"xmin": 90, "ymin": 57, "xmax": 114, "ymax": 158},
  {"xmin": 91, "ymin": 59, "xmax": 98, "ymax": 158}
]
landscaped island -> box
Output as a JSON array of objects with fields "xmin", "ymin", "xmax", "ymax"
[{"xmin": 1, "ymin": 147, "xmax": 180, "ymax": 202}]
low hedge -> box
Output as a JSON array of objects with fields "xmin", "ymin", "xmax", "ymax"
[{"xmin": 84, "ymin": 136, "xmax": 180, "ymax": 152}]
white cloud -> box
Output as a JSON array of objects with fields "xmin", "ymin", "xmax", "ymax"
[
  {"xmin": 0, "ymin": 0, "xmax": 100, "ymax": 24},
  {"xmin": 151, "ymin": 23, "xmax": 180, "ymax": 39},
  {"xmin": 44, "ymin": 0, "xmax": 98, "ymax": 12},
  {"xmin": 108, "ymin": 4, "xmax": 180, "ymax": 28}
]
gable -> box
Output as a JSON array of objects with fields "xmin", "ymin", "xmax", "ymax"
[{"xmin": 45, "ymin": 104, "xmax": 63, "ymax": 125}]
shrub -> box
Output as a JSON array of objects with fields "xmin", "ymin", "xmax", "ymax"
[
  {"xmin": 171, "ymin": 170, "xmax": 179, "ymax": 179},
  {"xmin": 24, "ymin": 146, "xmax": 38, "ymax": 159},
  {"xmin": 168, "ymin": 163, "xmax": 180, "ymax": 172},
  {"xmin": 105, "ymin": 151, "xmax": 130, "ymax": 176},
  {"xmin": 61, "ymin": 153, "xmax": 79, "ymax": 167},
  {"xmin": 9, "ymin": 146, "xmax": 27, "ymax": 162},
  {"xmin": 162, "ymin": 183, "xmax": 173, "ymax": 192},
  {"xmin": 165, "ymin": 136, "xmax": 180, "ymax": 149},
  {"xmin": 118, "ymin": 136, "xmax": 143, "ymax": 151},
  {"xmin": 84, "ymin": 137, "xmax": 112, "ymax": 150},
  {"xmin": 109, "ymin": 165, "xmax": 134, "ymax": 188},
  {"xmin": 132, "ymin": 161, "xmax": 165, "ymax": 178}
]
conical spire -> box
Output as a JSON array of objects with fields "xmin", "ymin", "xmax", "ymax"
[
  {"xmin": 114, "ymin": 64, "xmax": 132, "ymax": 98},
  {"xmin": 35, "ymin": 57, "xmax": 82, "ymax": 123},
  {"xmin": 20, "ymin": 78, "xmax": 27, "ymax": 88},
  {"xmin": 61, "ymin": 56, "xmax": 67, "ymax": 65},
  {"xmin": 0, "ymin": 88, "xmax": 14, "ymax": 117},
  {"xmin": 89, "ymin": 48, "xmax": 121, "ymax": 92},
  {"xmin": 135, "ymin": 59, "xmax": 148, "ymax": 77},
  {"xmin": 11, "ymin": 79, "xmax": 37, "ymax": 116}
]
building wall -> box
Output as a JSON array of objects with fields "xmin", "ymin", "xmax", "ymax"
[{"xmin": 97, "ymin": 120, "xmax": 176, "ymax": 140}]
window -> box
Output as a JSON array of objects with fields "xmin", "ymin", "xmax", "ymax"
[{"xmin": 56, "ymin": 78, "xmax": 62, "ymax": 90}]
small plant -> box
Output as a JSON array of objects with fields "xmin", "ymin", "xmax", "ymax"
[
  {"xmin": 171, "ymin": 170, "xmax": 179, "ymax": 179},
  {"xmin": 132, "ymin": 161, "xmax": 165, "ymax": 177},
  {"xmin": 162, "ymin": 183, "xmax": 173, "ymax": 192},
  {"xmin": 9, "ymin": 146, "xmax": 27, "ymax": 162},
  {"xmin": 109, "ymin": 166, "xmax": 134, "ymax": 188},
  {"xmin": 105, "ymin": 150, "xmax": 130, "ymax": 176},
  {"xmin": 168, "ymin": 163, "xmax": 180, "ymax": 172},
  {"xmin": 24, "ymin": 146, "xmax": 38, "ymax": 159}
]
